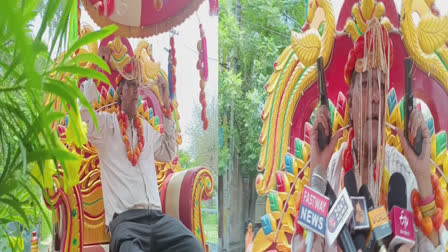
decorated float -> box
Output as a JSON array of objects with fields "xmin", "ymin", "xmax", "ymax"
[
  {"xmin": 248, "ymin": 0, "xmax": 448, "ymax": 251},
  {"xmin": 34, "ymin": 0, "xmax": 216, "ymax": 251}
]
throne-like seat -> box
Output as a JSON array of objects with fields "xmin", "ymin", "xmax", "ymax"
[{"xmin": 43, "ymin": 34, "xmax": 213, "ymax": 252}]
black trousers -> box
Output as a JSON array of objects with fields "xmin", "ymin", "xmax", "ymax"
[{"xmin": 109, "ymin": 209, "xmax": 204, "ymax": 252}]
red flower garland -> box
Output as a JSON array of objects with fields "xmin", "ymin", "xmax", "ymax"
[
  {"xmin": 117, "ymin": 107, "xmax": 145, "ymax": 166},
  {"xmin": 342, "ymin": 128, "xmax": 354, "ymax": 173},
  {"xmin": 197, "ymin": 24, "xmax": 209, "ymax": 130}
]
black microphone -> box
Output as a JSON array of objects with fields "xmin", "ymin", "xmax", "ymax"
[
  {"xmin": 344, "ymin": 170, "xmax": 368, "ymax": 252},
  {"xmin": 344, "ymin": 170, "xmax": 358, "ymax": 197},
  {"xmin": 387, "ymin": 173, "xmax": 407, "ymax": 211},
  {"xmin": 359, "ymin": 185, "xmax": 374, "ymax": 211},
  {"xmin": 325, "ymin": 183, "xmax": 357, "ymax": 252},
  {"xmin": 358, "ymin": 185, "xmax": 391, "ymax": 252},
  {"xmin": 388, "ymin": 173, "xmax": 416, "ymax": 250}
]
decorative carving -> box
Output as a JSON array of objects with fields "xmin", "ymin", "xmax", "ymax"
[
  {"xmin": 401, "ymin": 0, "xmax": 448, "ymax": 86},
  {"xmin": 257, "ymin": 0, "xmax": 335, "ymax": 196},
  {"xmin": 344, "ymin": 0, "xmax": 392, "ymax": 41},
  {"xmin": 107, "ymin": 36, "xmax": 131, "ymax": 71}
]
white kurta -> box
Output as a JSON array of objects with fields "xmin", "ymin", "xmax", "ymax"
[{"xmin": 80, "ymin": 79, "xmax": 177, "ymax": 226}]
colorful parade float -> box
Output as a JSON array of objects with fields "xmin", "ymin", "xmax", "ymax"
[
  {"xmin": 248, "ymin": 0, "xmax": 448, "ymax": 251},
  {"xmin": 35, "ymin": 0, "xmax": 217, "ymax": 251}
]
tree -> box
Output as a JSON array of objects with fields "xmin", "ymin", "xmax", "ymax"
[
  {"xmin": 219, "ymin": 0, "xmax": 306, "ymax": 177},
  {"xmin": 218, "ymin": 0, "xmax": 306, "ymax": 248},
  {"xmin": 184, "ymin": 96, "xmax": 219, "ymax": 184},
  {"xmin": 178, "ymin": 150, "xmax": 193, "ymax": 169}
]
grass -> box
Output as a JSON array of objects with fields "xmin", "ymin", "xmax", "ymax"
[{"xmin": 202, "ymin": 210, "xmax": 218, "ymax": 245}]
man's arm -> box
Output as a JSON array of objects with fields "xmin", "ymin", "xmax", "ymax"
[
  {"xmin": 146, "ymin": 115, "xmax": 177, "ymax": 163},
  {"xmin": 80, "ymin": 79, "xmax": 114, "ymax": 147},
  {"xmin": 148, "ymin": 75, "xmax": 178, "ymax": 163}
]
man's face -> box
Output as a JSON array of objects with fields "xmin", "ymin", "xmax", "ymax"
[
  {"xmin": 349, "ymin": 69, "xmax": 387, "ymax": 153},
  {"xmin": 120, "ymin": 80, "xmax": 139, "ymax": 118}
]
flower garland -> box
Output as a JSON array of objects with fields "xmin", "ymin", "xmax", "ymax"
[
  {"xmin": 197, "ymin": 24, "xmax": 209, "ymax": 130},
  {"xmin": 169, "ymin": 35, "xmax": 177, "ymax": 101},
  {"xmin": 154, "ymin": 0, "xmax": 164, "ymax": 11},
  {"xmin": 91, "ymin": 0, "xmax": 115, "ymax": 17},
  {"xmin": 209, "ymin": 0, "xmax": 218, "ymax": 16},
  {"xmin": 342, "ymin": 128, "xmax": 381, "ymax": 185},
  {"xmin": 161, "ymin": 102, "xmax": 174, "ymax": 117},
  {"xmin": 342, "ymin": 128, "xmax": 355, "ymax": 173},
  {"xmin": 117, "ymin": 106, "xmax": 145, "ymax": 166}
]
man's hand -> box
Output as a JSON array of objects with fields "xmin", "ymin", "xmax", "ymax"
[
  {"xmin": 156, "ymin": 75, "xmax": 171, "ymax": 108},
  {"xmin": 396, "ymin": 109, "xmax": 432, "ymax": 198},
  {"xmin": 310, "ymin": 106, "xmax": 343, "ymax": 172},
  {"xmin": 80, "ymin": 79, "xmax": 98, "ymax": 105},
  {"xmin": 397, "ymin": 109, "xmax": 441, "ymax": 252}
]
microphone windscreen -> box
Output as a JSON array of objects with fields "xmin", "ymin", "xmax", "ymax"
[
  {"xmin": 358, "ymin": 184, "xmax": 375, "ymax": 210},
  {"xmin": 311, "ymin": 166, "xmax": 327, "ymax": 194},
  {"xmin": 344, "ymin": 170, "xmax": 358, "ymax": 197},
  {"xmin": 387, "ymin": 172, "xmax": 407, "ymax": 211}
]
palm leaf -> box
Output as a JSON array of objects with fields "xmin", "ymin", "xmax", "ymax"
[{"xmin": 65, "ymin": 25, "xmax": 118, "ymax": 59}]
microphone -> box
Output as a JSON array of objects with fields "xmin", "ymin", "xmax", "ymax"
[
  {"xmin": 325, "ymin": 183, "xmax": 357, "ymax": 252},
  {"xmin": 298, "ymin": 166, "xmax": 330, "ymax": 252},
  {"xmin": 388, "ymin": 173, "xmax": 415, "ymax": 250},
  {"xmin": 358, "ymin": 185, "xmax": 392, "ymax": 252},
  {"xmin": 302, "ymin": 166, "xmax": 329, "ymax": 252},
  {"xmin": 344, "ymin": 170, "xmax": 368, "ymax": 252},
  {"xmin": 344, "ymin": 170, "xmax": 358, "ymax": 197},
  {"xmin": 387, "ymin": 173, "xmax": 407, "ymax": 212}
]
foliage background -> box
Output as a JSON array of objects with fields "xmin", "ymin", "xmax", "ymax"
[{"xmin": 218, "ymin": 0, "xmax": 305, "ymax": 249}]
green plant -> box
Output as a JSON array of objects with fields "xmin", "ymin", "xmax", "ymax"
[
  {"xmin": 0, "ymin": 0, "xmax": 116, "ymax": 249},
  {"xmin": 218, "ymin": 0, "xmax": 306, "ymax": 231}
]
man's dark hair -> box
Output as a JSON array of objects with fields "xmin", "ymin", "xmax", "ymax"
[{"xmin": 117, "ymin": 78, "xmax": 138, "ymax": 105}]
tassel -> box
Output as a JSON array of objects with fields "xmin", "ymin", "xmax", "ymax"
[{"xmin": 209, "ymin": 0, "xmax": 218, "ymax": 16}]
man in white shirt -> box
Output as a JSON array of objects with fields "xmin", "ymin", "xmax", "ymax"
[{"xmin": 81, "ymin": 75, "xmax": 203, "ymax": 252}]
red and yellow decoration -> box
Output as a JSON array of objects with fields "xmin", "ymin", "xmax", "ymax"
[
  {"xmin": 197, "ymin": 24, "xmax": 209, "ymax": 130},
  {"xmin": 168, "ymin": 34, "xmax": 177, "ymax": 101},
  {"xmin": 117, "ymin": 106, "xmax": 145, "ymax": 166},
  {"xmin": 154, "ymin": 0, "xmax": 164, "ymax": 11},
  {"xmin": 161, "ymin": 102, "xmax": 175, "ymax": 117},
  {"xmin": 82, "ymin": 0, "xmax": 205, "ymax": 38},
  {"xmin": 343, "ymin": 23, "xmax": 393, "ymax": 85}
]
